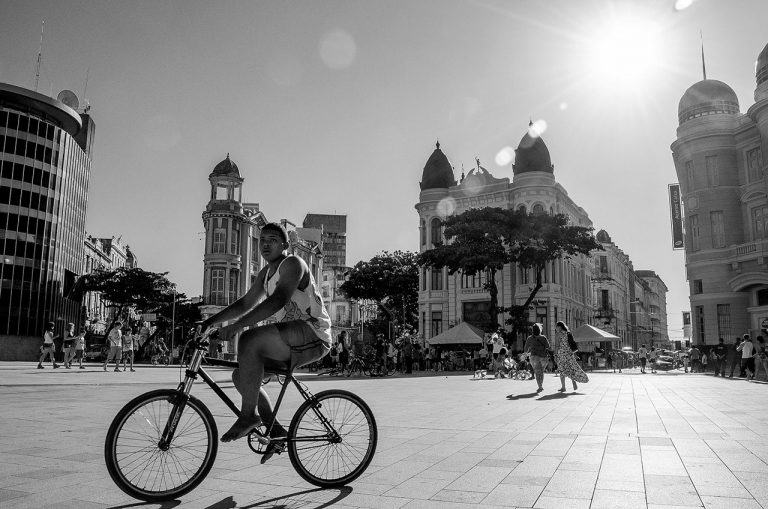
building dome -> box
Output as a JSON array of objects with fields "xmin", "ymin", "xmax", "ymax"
[
  {"xmin": 420, "ymin": 142, "xmax": 456, "ymax": 190},
  {"xmin": 756, "ymin": 43, "xmax": 768, "ymax": 86},
  {"xmin": 677, "ymin": 79, "xmax": 740, "ymax": 125},
  {"xmin": 596, "ymin": 229, "xmax": 612, "ymax": 243},
  {"xmin": 513, "ymin": 131, "xmax": 553, "ymax": 175},
  {"xmin": 211, "ymin": 153, "xmax": 240, "ymax": 177}
]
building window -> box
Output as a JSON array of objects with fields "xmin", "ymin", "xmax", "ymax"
[
  {"xmin": 598, "ymin": 256, "xmax": 608, "ymax": 274},
  {"xmin": 463, "ymin": 301, "xmax": 492, "ymax": 330},
  {"xmin": 692, "ymin": 279, "xmax": 703, "ymax": 294},
  {"xmin": 230, "ymin": 226, "xmax": 239, "ymax": 254},
  {"xmin": 710, "ymin": 211, "xmax": 725, "ymax": 248},
  {"xmin": 696, "ymin": 306, "xmax": 705, "ymax": 343},
  {"xmin": 228, "ymin": 270, "xmax": 239, "ymax": 304},
  {"xmin": 689, "ymin": 214, "xmax": 700, "ymax": 251},
  {"xmin": 758, "ymin": 289, "xmax": 768, "ymax": 307},
  {"xmin": 705, "ymin": 155, "xmax": 719, "ymax": 187},
  {"xmin": 753, "ymin": 206, "xmax": 768, "ymax": 240},
  {"xmin": 251, "ymin": 237, "xmax": 259, "ymax": 264},
  {"xmin": 518, "ymin": 205, "xmax": 526, "ymax": 214},
  {"xmin": 430, "ymin": 218, "xmax": 442, "ymax": 246},
  {"xmin": 685, "ymin": 160, "xmax": 695, "ymax": 190},
  {"xmin": 213, "ymin": 227, "xmax": 226, "ymax": 254},
  {"xmin": 431, "ymin": 268, "xmax": 443, "ymax": 290},
  {"xmin": 717, "ymin": 304, "xmax": 731, "ymax": 340},
  {"xmin": 532, "ymin": 203, "xmax": 545, "ymax": 215},
  {"xmin": 211, "ymin": 268, "xmax": 225, "ymax": 306},
  {"xmin": 520, "ymin": 266, "xmax": 529, "ymax": 284},
  {"xmin": 747, "ymin": 147, "xmax": 763, "ymax": 182},
  {"xmin": 420, "ymin": 219, "xmax": 426, "ymax": 247},
  {"xmin": 431, "ymin": 311, "xmax": 443, "ymax": 337}
]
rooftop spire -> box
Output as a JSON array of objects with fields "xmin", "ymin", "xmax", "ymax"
[
  {"xmin": 436, "ymin": 139, "xmax": 440, "ymax": 149},
  {"xmin": 700, "ymin": 30, "xmax": 707, "ymax": 80}
]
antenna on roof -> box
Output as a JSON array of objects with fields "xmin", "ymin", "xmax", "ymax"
[
  {"xmin": 81, "ymin": 67, "xmax": 91, "ymax": 113},
  {"xmin": 34, "ymin": 20, "xmax": 45, "ymax": 92},
  {"xmin": 700, "ymin": 30, "xmax": 707, "ymax": 80}
]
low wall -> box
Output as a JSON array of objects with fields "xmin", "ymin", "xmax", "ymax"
[{"xmin": 1, "ymin": 335, "xmax": 44, "ymax": 361}]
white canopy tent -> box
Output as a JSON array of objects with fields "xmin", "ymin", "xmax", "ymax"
[
  {"xmin": 571, "ymin": 324, "xmax": 619, "ymax": 343},
  {"xmin": 426, "ymin": 321, "xmax": 485, "ymax": 345}
]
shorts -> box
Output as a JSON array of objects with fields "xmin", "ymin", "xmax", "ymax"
[
  {"xmin": 74, "ymin": 350, "xmax": 83, "ymax": 359},
  {"xmin": 640, "ymin": 358, "xmax": 647, "ymax": 367},
  {"xmin": 272, "ymin": 321, "xmax": 330, "ymax": 369}
]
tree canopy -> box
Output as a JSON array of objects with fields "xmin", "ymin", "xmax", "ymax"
[
  {"xmin": 339, "ymin": 250, "xmax": 419, "ymax": 330},
  {"xmin": 418, "ymin": 207, "xmax": 601, "ymax": 335},
  {"xmin": 79, "ymin": 267, "xmax": 176, "ymax": 338}
]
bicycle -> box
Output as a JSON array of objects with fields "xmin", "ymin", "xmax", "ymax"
[
  {"xmin": 150, "ymin": 352, "xmax": 170, "ymax": 366},
  {"xmin": 344, "ymin": 354, "xmax": 370, "ymax": 377},
  {"xmin": 104, "ymin": 329, "xmax": 378, "ymax": 502}
]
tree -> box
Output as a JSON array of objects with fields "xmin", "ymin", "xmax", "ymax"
[
  {"xmin": 417, "ymin": 207, "xmax": 601, "ymax": 337},
  {"xmin": 339, "ymin": 250, "xmax": 419, "ymax": 331},
  {"xmin": 418, "ymin": 208, "xmax": 510, "ymax": 331},
  {"xmin": 80, "ymin": 267, "xmax": 176, "ymax": 340}
]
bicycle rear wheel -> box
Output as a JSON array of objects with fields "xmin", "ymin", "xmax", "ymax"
[
  {"xmin": 288, "ymin": 389, "xmax": 377, "ymax": 487},
  {"xmin": 104, "ymin": 389, "xmax": 218, "ymax": 501}
]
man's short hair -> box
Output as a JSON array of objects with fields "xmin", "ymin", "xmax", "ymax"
[
  {"xmin": 743, "ymin": 334, "xmax": 750, "ymax": 340},
  {"xmin": 261, "ymin": 222, "xmax": 289, "ymax": 243}
]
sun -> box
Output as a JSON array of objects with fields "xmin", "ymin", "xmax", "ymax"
[{"xmin": 581, "ymin": 8, "xmax": 666, "ymax": 91}]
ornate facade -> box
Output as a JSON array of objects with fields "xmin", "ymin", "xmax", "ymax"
[{"xmin": 671, "ymin": 42, "xmax": 768, "ymax": 344}]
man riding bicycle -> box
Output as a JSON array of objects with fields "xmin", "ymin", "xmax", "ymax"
[{"xmin": 202, "ymin": 223, "xmax": 331, "ymax": 456}]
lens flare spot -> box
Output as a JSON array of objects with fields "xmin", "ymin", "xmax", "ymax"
[
  {"xmin": 559, "ymin": 102, "xmax": 568, "ymax": 110},
  {"xmin": 674, "ymin": 0, "xmax": 696, "ymax": 11},
  {"xmin": 527, "ymin": 119, "xmax": 548, "ymax": 138},
  {"xmin": 436, "ymin": 197, "xmax": 457, "ymax": 217},
  {"xmin": 495, "ymin": 146, "xmax": 515, "ymax": 166},
  {"xmin": 319, "ymin": 30, "xmax": 357, "ymax": 70}
]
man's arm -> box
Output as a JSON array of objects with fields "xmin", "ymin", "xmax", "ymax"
[
  {"xmin": 204, "ymin": 266, "xmax": 268, "ymax": 328},
  {"xmin": 226, "ymin": 256, "xmax": 305, "ymax": 334}
]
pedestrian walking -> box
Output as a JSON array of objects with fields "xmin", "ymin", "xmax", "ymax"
[
  {"xmin": 713, "ymin": 338, "xmax": 727, "ymax": 377},
  {"xmin": 753, "ymin": 336, "xmax": 767, "ymax": 381},
  {"xmin": 689, "ymin": 345, "xmax": 701, "ymax": 373},
  {"xmin": 62, "ymin": 323, "xmax": 76, "ymax": 368},
  {"xmin": 524, "ymin": 323, "xmax": 550, "ymax": 393},
  {"xmin": 649, "ymin": 347, "xmax": 658, "ymax": 374},
  {"xmin": 403, "ymin": 340, "xmax": 414, "ymax": 374},
  {"xmin": 728, "ymin": 337, "xmax": 742, "ymax": 377},
  {"xmin": 73, "ymin": 331, "xmax": 86, "ymax": 369},
  {"xmin": 638, "ymin": 344, "xmax": 648, "ymax": 373},
  {"xmin": 120, "ymin": 326, "xmax": 135, "ymax": 372},
  {"xmin": 103, "ymin": 322, "xmax": 123, "ymax": 372},
  {"xmin": 700, "ymin": 351, "xmax": 708, "ymax": 372},
  {"xmin": 554, "ymin": 321, "xmax": 588, "ymax": 392},
  {"xmin": 37, "ymin": 321, "xmax": 59, "ymax": 369},
  {"xmin": 736, "ymin": 334, "xmax": 755, "ymax": 380}
]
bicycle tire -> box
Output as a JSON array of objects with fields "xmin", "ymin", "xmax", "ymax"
[
  {"xmin": 362, "ymin": 363, "xmax": 372, "ymax": 377},
  {"xmin": 386, "ymin": 360, "xmax": 396, "ymax": 376},
  {"xmin": 104, "ymin": 389, "xmax": 218, "ymax": 502},
  {"xmin": 287, "ymin": 389, "xmax": 377, "ymax": 488}
]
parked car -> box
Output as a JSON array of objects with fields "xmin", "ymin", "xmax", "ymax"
[{"xmin": 84, "ymin": 344, "xmax": 107, "ymax": 362}]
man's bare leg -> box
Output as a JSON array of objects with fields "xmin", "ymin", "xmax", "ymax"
[
  {"xmin": 222, "ymin": 325, "xmax": 290, "ymax": 442},
  {"xmin": 231, "ymin": 368, "xmax": 287, "ymax": 437}
]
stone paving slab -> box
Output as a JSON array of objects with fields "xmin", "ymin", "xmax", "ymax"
[{"xmin": 1, "ymin": 362, "xmax": 768, "ymax": 507}]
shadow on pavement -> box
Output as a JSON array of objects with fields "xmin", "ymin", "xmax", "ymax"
[
  {"xmin": 110, "ymin": 500, "xmax": 181, "ymax": 508},
  {"xmin": 506, "ymin": 392, "xmax": 539, "ymax": 400},
  {"xmin": 206, "ymin": 487, "xmax": 353, "ymax": 509},
  {"xmin": 536, "ymin": 392, "xmax": 582, "ymax": 401}
]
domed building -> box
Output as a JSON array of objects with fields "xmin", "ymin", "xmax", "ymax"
[
  {"xmin": 671, "ymin": 43, "xmax": 768, "ymax": 345},
  {"xmin": 415, "ymin": 128, "xmax": 668, "ymax": 349}
]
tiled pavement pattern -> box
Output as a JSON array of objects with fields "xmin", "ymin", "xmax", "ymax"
[{"xmin": 0, "ymin": 362, "xmax": 767, "ymax": 508}]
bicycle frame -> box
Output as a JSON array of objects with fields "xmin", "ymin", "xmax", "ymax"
[{"xmin": 160, "ymin": 336, "xmax": 340, "ymax": 450}]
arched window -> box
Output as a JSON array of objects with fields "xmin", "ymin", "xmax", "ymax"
[
  {"xmin": 420, "ymin": 219, "xmax": 426, "ymax": 246},
  {"xmin": 430, "ymin": 218, "xmax": 442, "ymax": 246},
  {"xmin": 549, "ymin": 206, "xmax": 554, "ymax": 215},
  {"xmin": 518, "ymin": 205, "xmax": 527, "ymax": 215},
  {"xmin": 532, "ymin": 203, "xmax": 545, "ymax": 215}
]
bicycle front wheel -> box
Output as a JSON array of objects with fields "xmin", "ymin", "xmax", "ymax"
[
  {"xmin": 288, "ymin": 389, "xmax": 377, "ymax": 488},
  {"xmin": 104, "ymin": 389, "xmax": 218, "ymax": 502}
]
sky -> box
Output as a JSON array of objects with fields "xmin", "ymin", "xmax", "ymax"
[{"xmin": 1, "ymin": 0, "xmax": 767, "ymax": 341}]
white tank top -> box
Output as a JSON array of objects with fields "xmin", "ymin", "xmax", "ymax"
[{"xmin": 264, "ymin": 256, "xmax": 332, "ymax": 344}]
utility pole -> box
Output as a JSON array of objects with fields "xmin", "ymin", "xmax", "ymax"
[{"xmin": 171, "ymin": 288, "xmax": 176, "ymax": 361}]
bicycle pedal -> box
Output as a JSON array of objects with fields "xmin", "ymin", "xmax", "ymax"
[{"xmin": 249, "ymin": 430, "xmax": 270, "ymax": 445}]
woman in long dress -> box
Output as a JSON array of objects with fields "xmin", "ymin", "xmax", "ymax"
[{"xmin": 555, "ymin": 321, "xmax": 589, "ymax": 391}]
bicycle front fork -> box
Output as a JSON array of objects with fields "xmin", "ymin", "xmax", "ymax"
[{"xmin": 159, "ymin": 346, "xmax": 206, "ymax": 448}]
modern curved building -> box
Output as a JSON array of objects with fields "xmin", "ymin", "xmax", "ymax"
[
  {"xmin": 670, "ymin": 42, "xmax": 768, "ymax": 344},
  {"xmin": 0, "ymin": 82, "xmax": 95, "ymax": 359}
]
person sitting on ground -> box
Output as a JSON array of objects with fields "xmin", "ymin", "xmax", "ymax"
[{"xmin": 202, "ymin": 222, "xmax": 331, "ymax": 461}]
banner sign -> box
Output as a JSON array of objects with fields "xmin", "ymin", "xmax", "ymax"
[{"xmin": 668, "ymin": 184, "xmax": 684, "ymax": 250}]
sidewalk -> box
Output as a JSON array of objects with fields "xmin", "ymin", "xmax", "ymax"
[{"xmin": 0, "ymin": 363, "xmax": 767, "ymax": 508}]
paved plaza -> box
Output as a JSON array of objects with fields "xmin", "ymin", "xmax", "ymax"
[{"xmin": 0, "ymin": 363, "xmax": 767, "ymax": 508}]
